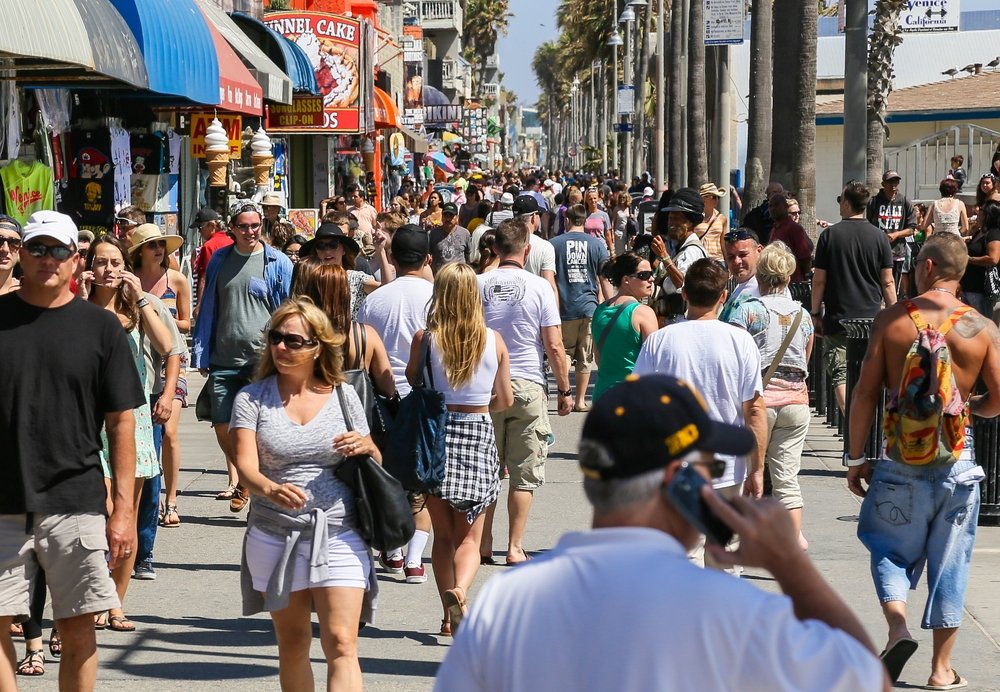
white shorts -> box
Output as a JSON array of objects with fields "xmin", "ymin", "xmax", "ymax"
[{"xmin": 245, "ymin": 525, "xmax": 370, "ymax": 593}]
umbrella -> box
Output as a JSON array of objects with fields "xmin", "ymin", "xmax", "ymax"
[
  {"xmin": 428, "ymin": 151, "xmax": 456, "ymax": 174},
  {"xmin": 442, "ymin": 131, "xmax": 465, "ymax": 144}
]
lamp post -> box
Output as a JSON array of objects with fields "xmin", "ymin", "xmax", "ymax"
[
  {"xmin": 620, "ymin": 4, "xmax": 635, "ymax": 183},
  {"xmin": 608, "ymin": 27, "xmax": 622, "ymax": 176},
  {"xmin": 654, "ymin": 0, "xmax": 665, "ymax": 191},
  {"xmin": 571, "ymin": 77, "xmax": 580, "ymax": 168}
]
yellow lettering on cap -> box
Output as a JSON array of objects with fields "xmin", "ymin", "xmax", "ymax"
[
  {"xmin": 615, "ymin": 406, "xmax": 626, "ymax": 416},
  {"xmin": 660, "ymin": 395, "xmax": 671, "ymax": 405},
  {"xmin": 665, "ymin": 423, "xmax": 700, "ymax": 456},
  {"xmin": 625, "ymin": 373, "xmax": 640, "ymax": 382}
]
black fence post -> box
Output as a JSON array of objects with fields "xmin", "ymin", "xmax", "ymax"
[
  {"xmin": 974, "ymin": 416, "xmax": 1000, "ymax": 525},
  {"xmin": 841, "ymin": 318, "xmax": 885, "ymax": 460}
]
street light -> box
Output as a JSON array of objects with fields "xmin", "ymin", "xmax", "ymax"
[
  {"xmin": 608, "ymin": 27, "xmax": 621, "ymax": 176},
  {"xmin": 607, "ymin": 30, "xmax": 623, "ymax": 46},
  {"xmin": 627, "ymin": 0, "xmax": 647, "ymax": 6},
  {"xmin": 619, "ymin": 7, "xmax": 635, "ymax": 23}
]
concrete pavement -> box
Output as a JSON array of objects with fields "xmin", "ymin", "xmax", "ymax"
[{"xmin": 14, "ymin": 374, "xmax": 1000, "ymax": 690}]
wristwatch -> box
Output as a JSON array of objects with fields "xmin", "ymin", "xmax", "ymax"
[
  {"xmin": 843, "ymin": 453, "xmax": 868, "ymax": 467},
  {"xmin": 136, "ymin": 297, "xmax": 150, "ymax": 310},
  {"xmin": 558, "ymin": 389, "xmax": 573, "ymax": 398}
]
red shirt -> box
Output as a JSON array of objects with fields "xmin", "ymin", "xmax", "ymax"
[
  {"xmin": 769, "ymin": 218, "xmax": 813, "ymax": 283},
  {"xmin": 194, "ymin": 231, "xmax": 233, "ymax": 278}
]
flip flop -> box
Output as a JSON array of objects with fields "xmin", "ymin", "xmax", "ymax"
[
  {"xmin": 925, "ymin": 670, "xmax": 968, "ymax": 690},
  {"xmin": 880, "ymin": 636, "xmax": 918, "ymax": 683},
  {"xmin": 480, "ymin": 555, "xmax": 497, "ymax": 565},
  {"xmin": 215, "ymin": 484, "xmax": 237, "ymax": 500},
  {"xmin": 93, "ymin": 612, "xmax": 108, "ymax": 630},
  {"xmin": 107, "ymin": 615, "xmax": 136, "ymax": 632}
]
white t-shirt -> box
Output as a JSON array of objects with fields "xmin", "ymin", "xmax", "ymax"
[
  {"xmin": 478, "ymin": 268, "xmax": 560, "ymax": 386},
  {"xmin": 633, "ymin": 320, "xmax": 762, "ymax": 488},
  {"xmin": 731, "ymin": 275, "xmax": 762, "ymax": 301},
  {"xmin": 356, "ymin": 276, "xmax": 434, "ymax": 397},
  {"xmin": 435, "ymin": 528, "xmax": 884, "ymax": 692},
  {"xmin": 525, "ymin": 233, "xmax": 556, "ymax": 276}
]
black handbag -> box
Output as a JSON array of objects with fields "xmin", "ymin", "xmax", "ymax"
[
  {"xmin": 383, "ymin": 335, "xmax": 448, "ymax": 491},
  {"xmin": 343, "ymin": 322, "xmax": 398, "ymax": 448},
  {"xmin": 333, "ymin": 385, "xmax": 415, "ymax": 552}
]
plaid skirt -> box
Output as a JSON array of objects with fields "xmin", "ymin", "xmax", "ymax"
[{"xmin": 432, "ymin": 412, "xmax": 501, "ymax": 524}]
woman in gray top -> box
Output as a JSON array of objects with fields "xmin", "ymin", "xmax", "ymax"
[{"xmin": 230, "ymin": 297, "xmax": 378, "ymax": 692}]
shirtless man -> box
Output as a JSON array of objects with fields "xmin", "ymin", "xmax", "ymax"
[{"xmin": 847, "ymin": 233, "xmax": 1000, "ymax": 689}]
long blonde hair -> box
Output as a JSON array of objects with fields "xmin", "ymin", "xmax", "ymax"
[
  {"xmin": 426, "ymin": 263, "xmax": 487, "ymax": 389},
  {"xmin": 255, "ymin": 297, "xmax": 347, "ymax": 386}
]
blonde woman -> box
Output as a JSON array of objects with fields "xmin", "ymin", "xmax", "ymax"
[
  {"xmin": 734, "ymin": 242, "xmax": 814, "ymax": 548},
  {"xmin": 231, "ymin": 298, "xmax": 377, "ymax": 692},
  {"xmin": 406, "ymin": 263, "xmax": 513, "ymax": 637}
]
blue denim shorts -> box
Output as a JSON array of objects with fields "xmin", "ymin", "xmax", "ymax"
[
  {"xmin": 208, "ymin": 366, "xmax": 254, "ymax": 425},
  {"xmin": 857, "ymin": 458, "xmax": 980, "ymax": 630}
]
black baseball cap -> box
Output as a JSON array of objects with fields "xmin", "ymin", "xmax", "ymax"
[
  {"xmin": 392, "ymin": 224, "xmax": 430, "ymax": 264},
  {"xmin": 512, "ymin": 195, "xmax": 540, "ymax": 216},
  {"xmin": 189, "ymin": 208, "xmax": 221, "ymax": 228},
  {"xmin": 441, "ymin": 202, "xmax": 459, "ymax": 216},
  {"xmin": 300, "ymin": 222, "xmax": 360, "ymax": 256},
  {"xmin": 579, "ymin": 374, "xmax": 755, "ymax": 481}
]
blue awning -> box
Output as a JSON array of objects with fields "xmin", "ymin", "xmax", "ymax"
[
  {"xmin": 107, "ymin": 0, "xmax": 219, "ymax": 105},
  {"xmin": 230, "ymin": 12, "xmax": 319, "ymax": 95}
]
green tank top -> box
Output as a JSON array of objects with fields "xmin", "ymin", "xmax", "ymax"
[{"xmin": 591, "ymin": 301, "xmax": 642, "ymax": 401}]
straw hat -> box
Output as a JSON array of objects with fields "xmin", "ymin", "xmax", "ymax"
[
  {"xmin": 261, "ymin": 192, "xmax": 284, "ymax": 207},
  {"xmin": 128, "ymin": 224, "xmax": 184, "ymax": 256},
  {"xmin": 698, "ymin": 182, "xmax": 727, "ymax": 198}
]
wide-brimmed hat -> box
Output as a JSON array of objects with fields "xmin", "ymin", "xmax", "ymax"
[
  {"xmin": 128, "ymin": 224, "xmax": 184, "ymax": 256},
  {"xmin": 661, "ymin": 187, "xmax": 705, "ymax": 217},
  {"xmin": 300, "ymin": 222, "xmax": 360, "ymax": 257},
  {"xmin": 698, "ymin": 183, "xmax": 727, "ymax": 199},
  {"xmin": 261, "ymin": 192, "xmax": 284, "ymax": 207}
]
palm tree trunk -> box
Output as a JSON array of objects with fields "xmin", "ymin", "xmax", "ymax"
[
  {"xmin": 867, "ymin": 0, "xmax": 907, "ymax": 190},
  {"xmin": 792, "ymin": 0, "xmax": 818, "ymax": 237},
  {"xmin": 770, "ymin": 0, "xmax": 797, "ymax": 191},
  {"xmin": 633, "ymin": 5, "xmax": 652, "ymax": 178},
  {"xmin": 668, "ymin": 0, "xmax": 684, "ymax": 187},
  {"xmin": 744, "ymin": 0, "xmax": 773, "ymax": 216},
  {"xmin": 687, "ymin": 0, "xmax": 708, "ymax": 185}
]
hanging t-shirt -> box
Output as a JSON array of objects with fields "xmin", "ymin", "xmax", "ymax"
[
  {"xmin": 0, "ymin": 160, "xmax": 54, "ymax": 225},
  {"xmin": 70, "ymin": 128, "xmax": 115, "ymax": 232}
]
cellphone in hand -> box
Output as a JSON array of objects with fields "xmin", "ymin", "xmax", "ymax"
[{"xmin": 664, "ymin": 462, "xmax": 734, "ymax": 546}]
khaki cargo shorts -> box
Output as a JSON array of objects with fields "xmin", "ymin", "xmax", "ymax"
[
  {"xmin": 0, "ymin": 513, "xmax": 119, "ymax": 621},
  {"xmin": 823, "ymin": 333, "xmax": 848, "ymax": 387},
  {"xmin": 561, "ymin": 318, "xmax": 594, "ymax": 374},
  {"xmin": 490, "ymin": 379, "xmax": 551, "ymax": 491}
]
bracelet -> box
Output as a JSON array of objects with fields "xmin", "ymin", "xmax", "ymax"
[
  {"xmin": 136, "ymin": 298, "xmax": 150, "ymax": 310},
  {"xmin": 843, "ymin": 453, "xmax": 868, "ymax": 467},
  {"xmin": 558, "ymin": 389, "xmax": 573, "ymax": 398}
]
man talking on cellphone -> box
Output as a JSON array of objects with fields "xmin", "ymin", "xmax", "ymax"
[{"xmin": 435, "ymin": 375, "xmax": 888, "ymax": 692}]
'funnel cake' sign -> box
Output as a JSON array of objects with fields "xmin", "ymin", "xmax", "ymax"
[{"xmin": 265, "ymin": 12, "xmax": 368, "ymax": 132}]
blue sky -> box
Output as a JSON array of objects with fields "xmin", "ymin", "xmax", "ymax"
[{"xmin": 498, "ymin": 0, "xmax": 995, "ymax": 107}]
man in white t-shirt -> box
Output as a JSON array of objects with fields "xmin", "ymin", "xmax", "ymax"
[
  {"xmin": 356, "ymin": 224, "xmax": 434, "ymax": 583},
  {"xmin": 435, "ymin": 375, "xmax": 887, "ymax": 692},
  {"xmin": 513, "ymin": 195, "xmax": 558, "ymax": 307},
  {"xmin": 724, "ymin": 228, "xmax": 764, "ymax": 301},
  {"xmin": 478, "ymin": 217, "xmax": 572, "ymax": 565},
  {"xmin": 633, "ymin": 259, "xmax": 768, "ymax": 568}
]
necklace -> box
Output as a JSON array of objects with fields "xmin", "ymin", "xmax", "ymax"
[{"xmin": 930, "ymin": 287, "xmax": 955, "ymax": 296}]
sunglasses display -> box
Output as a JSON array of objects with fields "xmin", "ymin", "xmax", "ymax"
[
  {"xmin": 24, "ymin": 243, "xmax": 74, "ymax": 261},
  {"xmin": 267, "ymin": 330, "xmax": 318, "ymax": 350}
]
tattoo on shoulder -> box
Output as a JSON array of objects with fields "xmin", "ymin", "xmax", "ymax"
[{"xmin": 953, "ymin": 311, "xmax": 990, "ymax": 339}]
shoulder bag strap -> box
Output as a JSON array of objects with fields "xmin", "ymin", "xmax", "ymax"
[
  {"xmin": 596, "ymin": 302, "xmax": 631, "ymax": 354},
  {"xmin": 351, "ymin": 322, "xmax": 363, "ymax": 370},
  {"xmin": 412, "ymin": 332, "xmax": 433, "ymax": 390},
  {"xmin": 762, "ymin": 308, "xmax": 804, "ymax": 388},
  {"xmin": 336, "ymin": 384, "xmax": 355, "ymax": 432}
]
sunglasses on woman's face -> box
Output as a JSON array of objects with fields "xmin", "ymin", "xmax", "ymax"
[
  {"xmin": 267, "ymin": 330, "xmax": 317, "ymax": 350},
  {"xmin": 629, "ymin": 270, "xmax": 654, "ymax": 281},
  {"xmin": 315, "ymin": 239, "xmax": 342, "ymax": 252}
]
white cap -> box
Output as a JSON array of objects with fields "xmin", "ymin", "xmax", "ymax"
[
  {"xmin": 643, "ymin": 187, "xmax": 654, "ymax": 197},
  {"xmin": 499, "ymin": 192, "xmax": 515, "ymax": 205},
  {"xmin": 543, "ymin": 179, "xmax": 554, "ymax": 188},
  {"xmin": 551, "ymin": 183, "xmax": 563, "ymax": 196},
  {"xmin": 22, "ymin": 211, "xmax": 78, "ymax": 247}
]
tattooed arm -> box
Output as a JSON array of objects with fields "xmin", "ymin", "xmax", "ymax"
[{"xmin": 958, "ymin": 311, "xmax": 1000, "ymax": 419}]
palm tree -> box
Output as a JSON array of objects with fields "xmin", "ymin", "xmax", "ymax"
[
  {"xmin": 668, "ymin": 0, "xmax": 684, "ymax": 187},
  {"xmin": 770, "ymin": 0, "xmax": 797, "ymax": 190},
  {"xmin": 867, "ymin": 0, "xmax": 907, "ymax": 190},
  {"xmin": 687, "ymin": 0, "xmax": 708, "ymax": 185},
  {"xmin": 792, "ymin": 0, "xmax": 818, "ymax": 235},
  {"xmin": 463, "ymin": 0, "xmax": 512, "ymax": 97},
  {"xmin": 744, "ymin": 0, "xmax": 773, "ymax": 215}
]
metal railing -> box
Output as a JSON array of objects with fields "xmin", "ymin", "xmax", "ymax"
[
  {"xmin": 418, "ymin": 0, "xmax": 463, "ymax": 29},
  {"xmin": 884, "ymin": 124, "xmax": 1000, "ymax": 201}
]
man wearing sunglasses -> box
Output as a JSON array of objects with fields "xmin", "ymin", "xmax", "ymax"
[
  {"xmin": 0, "ymin": 215, "xmax": 22, "ymax": 295},
  {"xmin": 436, "ymin": 375, "xmax": 887, "ymax": 692},
  {"xmin": 192, "ymin": 201, "xmax": 293, "ymax": 512},
  {"xmin": 0, "ymin": 211, "xmax": 146, "ymax": 692}
]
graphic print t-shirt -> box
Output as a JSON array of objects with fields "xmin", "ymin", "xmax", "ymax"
[
  {"xmin": 550, "ymin": 232, "xmax": 610, "ymax": 320},
  {"xmin": 0, "ymin": 160, "xmax": 54, "ymax": 225},
  {"xmin": 71, "ymin": 129, "xmax": 115, "ymax": 232}
]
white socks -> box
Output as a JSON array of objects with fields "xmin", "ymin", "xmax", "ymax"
[{"xmin": 405, "ymin": 530, "xmax": 430, "ymax": 568}]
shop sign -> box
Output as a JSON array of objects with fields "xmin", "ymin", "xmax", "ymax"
[
  {"xmin": 265, "ymin": 11, "xmax": 369, "ymax": 133},
  {"xmin": 900, "ymin": 0, "xmax": 960, "ymax": 33},
  {"xmin": 705, "ymin": 0, "xmax": 745, "ymax": 45},
  {"xmin": 190, "ymin": 113, "xmax": 242, "ymax": 158},
  {"xmin": 402, "ymin": 38, "xmax": 424, "ymax": 127}
]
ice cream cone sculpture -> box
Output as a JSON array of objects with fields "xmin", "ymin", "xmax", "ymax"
[
  {"xmin": 251, "ymin": 128, "xmax": 273, "ymax": 186},
  {"xmin": 205, "ymin": 117, "xmax": 230, "ymax": 187}
]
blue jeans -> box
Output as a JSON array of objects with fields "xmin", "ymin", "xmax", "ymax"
[
  {"xmin": 857, "ymin": 458, "xmax": 980, "ymax": 629},
  {"xmin": 136, "ymin": 395, "xmax": 164, "ymax": 565}
]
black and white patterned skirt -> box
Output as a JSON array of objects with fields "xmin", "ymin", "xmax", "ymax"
[{"xmin": 432, "ymin": 412, "xmax": 501, "ymax": 524}]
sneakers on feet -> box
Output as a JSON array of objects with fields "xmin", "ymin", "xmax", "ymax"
[
  {"xmin": 404, "ymin": 563, "xmax": 427, "ymax": 583},
  {"xmin": 132, "ymin": 559, "xmax": 156, "ymax": 580},
  {"xmin": 378, "ymin": 552, "xmax": 404, "ymax": 574}
]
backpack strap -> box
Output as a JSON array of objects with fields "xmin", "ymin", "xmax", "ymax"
[
  {"xmin": 938, "ymin": 305, "xmax": 974, "ymax": 336},
  {"xmin": 903, "ymin": 301, "xmax": 928, "ymax": 331}
]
